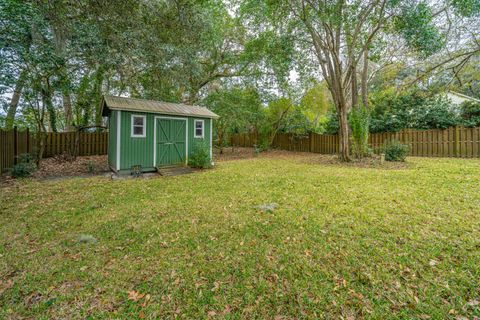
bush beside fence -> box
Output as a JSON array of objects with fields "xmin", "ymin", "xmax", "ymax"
[{"xmin": 231, "ymin": 126, "xmax": 480, "ymax": 158}]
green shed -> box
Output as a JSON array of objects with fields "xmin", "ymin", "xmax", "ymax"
[{"xmin": 101, "ymin": 95, "xmax": 219, "ymax": 174}]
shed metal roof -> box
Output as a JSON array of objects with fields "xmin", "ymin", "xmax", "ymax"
[{"xmin": 101, "ymin": 95, "xmax": 219, "ymax": 119}]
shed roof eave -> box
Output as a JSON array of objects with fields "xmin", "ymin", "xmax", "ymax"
[
  {"xmin": 105, "ymin": 105, "xmax": 219, "ymax": 119},
  {"xmin": 102, "ymin": 95, "xmax": 219, "ymax": 119}
]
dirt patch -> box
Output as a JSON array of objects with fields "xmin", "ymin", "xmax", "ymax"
[
  {"xmin": 32, "ymin": 155, "xmax": 110, "ymax": 179},
  {"xmin": 301, "ymin": 153, "xmax": 411, "ymax": 169},
  {"xmin": 214, "ymin": 147, "xmax": 256, "ymax": 161},
  {"xmin": 214, "ymin": 147, "xmax": 314, "ymax": 162},
  {"xmin": 214, "ymin": 147, "xmax": 411, "ymax": 169}
]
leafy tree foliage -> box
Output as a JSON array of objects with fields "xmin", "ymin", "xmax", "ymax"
[
  {"xmin": 203, "ymin": 87, "xmax": 264, "ymax": 152},
  {"xmin": 349, "ymin": 105, "xmax": 371, "ymax": 158},
  {"xmin": 394, "ymin": 3, "xmax": 444, "ymax": 57},
  {"xmin": 240, "ymin": 0, "xmax": 468, "ymax": 160},
  {"xmin": 0, "ymin": 0, "xmax": 287, "ymax": 134},
  {"xmin": 460, "ymin": 101, "xmax": 480, "ymax": 127},
  {"xmin": 299, "ymin": 82, "xmax": 332, "ymax": 133},
  {"xmin": 369, "ymin": 91, "xmax": 460, "ymax": 132}
]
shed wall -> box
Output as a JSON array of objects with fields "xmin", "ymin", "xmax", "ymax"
[
  {"xmin": 112, "ymin": 111, "xmax": 212, "ymax": 172},
  {"xmin": 120, "ymin": 111, "xmax": 155, "ymax": 171},
  {"xmin": 187, "ymin": 117, "xmax": 212, "ymax": 156}
]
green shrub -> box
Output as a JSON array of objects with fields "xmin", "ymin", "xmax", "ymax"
[
  {"xmin": 188, "ymin": 141, "xmax": 212, "ymax": 169},
  {"xmin": 382, "ymin": 140, "xmax": 409, "ymax": 162},
  {"xmin": 370, "ymin": 91, "xmax": 460, "ymax": 132},
  {"xmin": 10, "ymin": 153, "xmax": 36, "ymax": 178},
  {"xmin": 349, "ymin": 105, "xmax": 371, "ymax": 158},
  {"xmin": 86, "ymin": 161, "xmax": 95, "ymax": 173},
  {"xmin": 460, "ymin": 101, "xmax": 480, "ymax": 127}
]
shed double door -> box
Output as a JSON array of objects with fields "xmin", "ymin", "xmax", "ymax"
[{"xmin": 156, "ymin": 118, "xmax": 187, "ymax": 167}]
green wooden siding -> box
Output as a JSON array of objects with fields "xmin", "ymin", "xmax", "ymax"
[
  {"xmin": 109, "ymin": 110, "xmax": 212, "ymax": 173},
  {"xmin": 119, "ymin": 111, "xmax": 155, "ymax": 171},
  {"xmin": 107, "ymin": 110, "xmax": 117, "ymax": 169},
  {"xmin": 187, "ymin": 117, "xmax": 211, "ymax": 156}
]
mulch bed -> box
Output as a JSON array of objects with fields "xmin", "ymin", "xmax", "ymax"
[
  {"xmin": 214, "ymin": 147, "xmax": 410, "ymax": 169},
  {"xmin": 32, "ymin": 155, "xmax": 110, "ymax": 179},
  {"xmin": 214, "ymin": 147, "xmax": 257, "ymax": 161}
]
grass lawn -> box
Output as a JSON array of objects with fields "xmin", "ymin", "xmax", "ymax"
[{"xmin": 1, "ymin": 154, "xmax": 480, "ymax": 319}]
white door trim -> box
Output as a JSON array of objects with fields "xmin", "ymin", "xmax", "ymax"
[{"xmin": 154, "ymin": 116, "xmax": 188, "ymax": 167}]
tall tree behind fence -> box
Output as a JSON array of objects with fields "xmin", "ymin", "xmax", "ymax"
[
  {"xmin": 231, "ymin": 126, "xmax": 480, "ymax": 158},
  {"xmin": 0, "ymin": 128, "xmax": 108, "ymax": 173}
]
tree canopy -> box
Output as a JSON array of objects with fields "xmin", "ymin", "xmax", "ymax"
[{"xmin": 1, "ymin": 0, "xmax": 478, "ymax": 160}]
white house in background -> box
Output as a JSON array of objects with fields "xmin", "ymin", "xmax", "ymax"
[{"xmin": 445, "ymin": 91, "xmax": 480, "ymax": 106}]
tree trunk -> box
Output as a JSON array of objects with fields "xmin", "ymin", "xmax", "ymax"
[
  {"xmin": 5, "ymin": 71, "xmax": 27, "ymax": 130},
  {"xmin": 361, "ymin": 49, "xmax": 369, "ymax": 108},
  {"xmin": 351, "ymin": 64, "xmax": 359, "ymax": 109},
  {"xmin": 63, "ymin": 93, "xmax": 74, "ymax": 131},
  {"xmin": 33, "ymin": 101, "xmax": 47, "ymax": 167},
  {"xmin": 35, "ymin": 129, "xmax": 47, "ymax": 167},
  {"xmin": 41, "ymin": 80, "xmax": 56, "ymax": 132},
  {"xmin": 93, "ymin": 67, "xmax": 105, "ymax": 129},
  {"xmin": 338, "ymin": 105, "xmax": 350, "ymax": 161}
]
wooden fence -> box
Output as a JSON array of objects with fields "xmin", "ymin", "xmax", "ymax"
[
  {"xmin": 0, "ymin": 128, "xmax": 33, "ymax": 174},
  {"xmin": 231, "ymin": 126, "xmax": 480, "ymax": 158},
  {"xmin": 42, "ymin": 131, "xmax": 108, "ymax": 158},
  {"xmin": 0, "ymin": 128, "xmax": 108, "ymax": 173}
]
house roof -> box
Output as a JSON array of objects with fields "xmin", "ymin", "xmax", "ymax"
[
  {"xmin": 447, "ymin": 91, "xmax": 480, "ymax": 103},
  {"xmin": 101, "ymin": 95, "xmax": 219, "ymax": 119}
]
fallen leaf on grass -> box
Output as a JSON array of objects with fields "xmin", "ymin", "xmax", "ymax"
[
  {"xmin": 0, "ymin": 279, "xmax": 14, "ymax": 295},
  {"xmin": 466, "ymin": 299, "xmax": 479, "ymax": 307},
  {"xmin": 222, "ymin": 305, "xmax": 231, "ymax": 314},
  {"xmin": 211, "ymin": 281, "xmax": 220, "ymax": 292},
  {"xmin": 127, "ymin": 290, "xmax": 145, "ymax": 301},
  {"xmin": 141, "ymin": 294, "xmax": 151, "ymax": 307}
]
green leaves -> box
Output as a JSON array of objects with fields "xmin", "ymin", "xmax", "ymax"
[
  {"xmin": 394, "ymin": 2, "xmax": 444, "ymax": 57},
  {"xmin": 349, "ymin": 105, "xmax": 371, "ymax": 159},
  {"xmin": 451, "ymin": 0, "xmax": 480, "ymax": 17}
]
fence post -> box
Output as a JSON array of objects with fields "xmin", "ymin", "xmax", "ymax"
[
  {"xmin": 13, "ymin": 126, "xmax": 18, "ymax": 165},
  {"xmin": 454, "ymin": 126, "xmax": 460, "ymax": 157}
]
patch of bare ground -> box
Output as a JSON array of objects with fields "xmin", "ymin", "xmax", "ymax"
[
  {"xmin": 214, "ymin": 147, "xmax": 256, "ymax": 161},
  {"xmin": 32, "ymin": 155, "xmax": 110, "ymax": 179},
  {"xmin": 301, "ymin": 153, "xmax": 412, "ymax": 169},
  {"xmin": 215, "ymin": 147, "xmax": 411, "ymax": 169}
]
